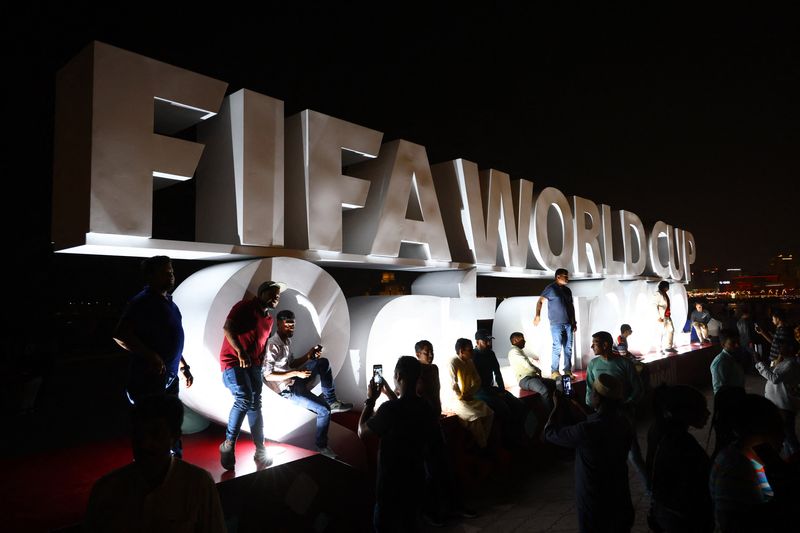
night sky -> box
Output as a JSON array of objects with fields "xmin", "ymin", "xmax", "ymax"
[{"xmin": 9, "ymin": 4, "xmax": 799, "ymax": 276}]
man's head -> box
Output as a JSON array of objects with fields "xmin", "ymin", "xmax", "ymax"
[
  {"xmin": 510, "ymin": 332, "xmax": 525, "ymax": 349},
  {"xmin": 415, "ymin": 340, "xmax": 434, "ymax": 365},
  {"xmin": 141, "ymin": 255, "xmax": 175, "ymax": 293},
  {"xmin": 554, "ymin": 268, "xmax": 569, "ymax": 286},
  {"xmin": 276, "ymin": 309, "xmax": 295, "ymax": 338},
  {"xmin": 130, "ymin": 395, "xmax": 183, "ymax": 468},
  {"xmin": 658, "ymin": 280, "xmax": 670, "ymax": 293},
  {"xmin": 695, "ymin": 302, "xmax": 704, "ymax": 312},
  {"xmin": 475, "ymin": 329, "xmax": 494, "ymax": 350},
  {"xmin": 720, "ymin": 328, "xmax": 740, "ymax": 352},
  {"xmin": 590, "ymin": 373, "xmax": 623, "ymax": 410},
  {"xmin": 770, "ymin": 308, "xmax": 786, "ymax": 326},
  {"xmin": 455, "ymin": 338, "xmax": 473, "ymax": 360},
  {"xmin": 257, "ymin": 281, "xmax": 285, "ymax": 310},
  {"xmin": 794, "ymin": 325, "xmax": 800, "ymax": 344},
  {"xmin": 654, "ymin": 384, "xmax": 710, "ymax": 429},
  {"xmin": 591, "ymin": 331, "xmax": 614, "ymax": 357},
  {"xmin": 394, "ymin": 355, "xmax": 422, "ymax": 396},
  {"xmin": 620, "ymin": 324, "xmax": 632, "ymax": 338}
]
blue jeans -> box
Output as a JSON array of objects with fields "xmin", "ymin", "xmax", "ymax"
[
  {"xmin": 281, "ymin": 388, "xmax": 331, "ymax": 447},
  {"xmin": 223, "ymin": 366, "xmax": 264, "ymax": 445},
  {"xmin": 550, "ymin": 323, "xmax": 573, "ymax": 373},
  {"xmin": 293, "ymin": 357, "xmax": 338, "ymax": 403}
]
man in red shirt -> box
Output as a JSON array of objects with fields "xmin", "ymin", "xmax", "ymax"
[{"xmin": 218, "ymin": 280, "xmax": 285, "ymax": 470}]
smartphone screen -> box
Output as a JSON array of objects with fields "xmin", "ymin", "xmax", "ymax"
[
  {"xmin": 562, "ymin": 375, "xmax": 572, "ymax": 397},
  {"xmin": 373, "ymin": 364, "xmax": 383, "ymax": 385}
]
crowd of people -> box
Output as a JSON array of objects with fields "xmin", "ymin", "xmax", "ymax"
[{"xmin": 83, "ymin": 258, "xmax": 798, "ymax": 532}]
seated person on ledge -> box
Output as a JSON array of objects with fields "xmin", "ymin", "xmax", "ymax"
[
  {"xmin": 449, "ymin": 338, "xmax": 494, "ymax": 449},
  {"xmin": 264, "ymin": 310, "xmax": 352, "ymax": 459},
  {"xmin": 507, "ymin": 331, "xmax": 555, "ymax": 411},
  {"xmin": 415, "ymin": 339, "xmax": 442, "ymax": 418},
  {"xmin": 691, "ymin": 302, "xmax": 712, "ymax": 344}
]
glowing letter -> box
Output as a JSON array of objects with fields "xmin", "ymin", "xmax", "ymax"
[
  {"xmin": 284, "ymin": 110, "xmax": 383, "ymax": 251},
  {"xmin": 343, "ymin": 140, "xmax": 451, "ymax": 260}
]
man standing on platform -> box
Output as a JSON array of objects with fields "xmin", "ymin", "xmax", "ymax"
[
  {"xmin": 264, "ymin": 309, "xmax": 352, "ymax": 459},
  {"xmin": 534, "ymin": 268, "xmax": 577, "ymax": 379},
  {"xmin": 655, "ymin": 281, "xmax": 678, "ymax": 354},
  {"xmin": 218, "ymin": 280, "xmax": 284, "ymax": 470},
  {"xmin": 507, "ymin": 332, "xmax": 555, "ymax": 411},
  {"xmin": 114, "ymin": 255, "xmax": 193, "ymax": 457}
]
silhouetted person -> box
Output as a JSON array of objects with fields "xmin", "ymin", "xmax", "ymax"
[
  {"xmin": 359, "ymin": 356, "xmax": 442, "ymax": 532},
  {"xmin": 545, "ymin": 373, "xmax": 634, "ymax": 533},
  {"xmin": 754, "ymin": 341, "xmax": 800, "ymax": 458},
  {"xmin": 414, "ymin": 340, "xmax": 442, "ymax": 418},
  {"xmin": 114, "ymin": 255, "xmax": 193, "ymax": 403},
  {"xmin": 646, "ymin": 385, "xmax": 713, "ymax": 533},
  {"xmin": 755, "ymin": 308, "xmax": 791, "ymax": 364},
  {"xmin": 264, "ymin": 309, "xmax": 351, "ymax": 459},
  {"xmin": 710, "ymin": 394, "xmax": 796, "ymax": 532},
  {"xmin": 414, "ymin": 340, "xmax": 477, "ymax": 527},
  {"xmin": 114, "ymin": 255, "xmax": 193, "ymax": 457},
  {"xmin": 585, "ymin": 331, "xmax": 646, "ymax": 485},
  {"xmin": 83, "ymin": 395, "xmax": 225, "ymax": 532},
  {"xmin": 218, "ymin": 281, "xmax": 284, "ymax": 470},
  {"xmin": 472, "ymin": 329, "xmax": 529, "ymax": 446}
]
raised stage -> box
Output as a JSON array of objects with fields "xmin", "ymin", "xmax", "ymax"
[{"xmin": 1, "ymin": 342, "xmax": 720, "ymax": 532}]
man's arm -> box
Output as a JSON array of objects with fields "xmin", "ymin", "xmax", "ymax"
[
  {"xmin": 533, "ymin": 295, "xmax": 546, "ymax": 326},
  {"xmin": 263, "ymin": 343, "xmax": 310, "ymax": 381},
  {"xmin": 223, "ymin": 318, "xmax": 251, "ymax": 368},
  {"xmin": 491, "ymin": 354, "xmax": 505, "ymax": 390},
  {"xmin": 179, "ymin": 356, "xmax": 193, "ymax": 387},
  {"xmin": 289, "ymin": 345, "xmax": 322, "ymax": 369},
  {"xmin": 358, "ymin": 378, "xmax": 381, "ymax": 438},
  {"xmin": 113, "ymin": 318, "xmax": 165, "ymax": 375},
  {"xmin": 544, "ymin": 393, "xmax": 587, "ymax": 448}
]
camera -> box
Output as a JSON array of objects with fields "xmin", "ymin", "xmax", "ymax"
[
  {"xmin": 372, "ymin": 364, "xmax": 383, "ymax": 385},
  {"xmin": 561, "ymin": 374, "xmax": 573, "ymax": 397}
]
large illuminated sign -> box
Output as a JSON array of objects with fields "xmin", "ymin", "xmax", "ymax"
[
  {"xmin": 52, "ymin": 43, "xmax": 696, "ymax": 444},
  {"xmin": 52, "ymin": 42, "xmax": 696, "ymax": 282}
]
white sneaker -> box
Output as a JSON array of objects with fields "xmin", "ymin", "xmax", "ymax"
[{"xmin": 317, "ymin": 446, "xmax": 338, "ymax": 459}]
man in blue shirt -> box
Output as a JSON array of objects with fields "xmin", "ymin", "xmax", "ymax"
[
  {"xmin": 114, "ymin": 256, "xmax": 193, "ymax": 458},
  {"xmin": 114, "ymin": 256, "xmax": 193, "ymax": 404},
  {"xmin": 534, "ymin": 269, "xmax": 576, "ymax": 379},
  {"xmin": 690, "ymin": 302, "xmax": 712, "ymax": 344}
]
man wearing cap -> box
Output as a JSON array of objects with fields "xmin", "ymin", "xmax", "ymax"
[
  {"xmin": 533, "ymin": 268, "xmax": 577, "ymax": 379},
  {"xmin": 545, "ymin": 373, "xmax": 635, "ymax": 533},
  {"xmin": 473, "ymin": 329, "xmax": 529, "ymax": 446},
  {"xmin": 218, "ymin": 280, "xmax": 284, "ymax": 470},
  {"xmin": 264, "ymin": 309, "xmax": 352, "ymax": 459}
]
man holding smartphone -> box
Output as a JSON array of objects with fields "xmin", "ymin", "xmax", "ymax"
[{"xmin": 264, "ymin": 310, "xmax": 352, "ymax": 458}]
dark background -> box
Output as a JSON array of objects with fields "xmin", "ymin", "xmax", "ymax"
[{"xmin": 5, "ymin": 3, "xmax": 799, "ymax": 332}]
